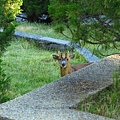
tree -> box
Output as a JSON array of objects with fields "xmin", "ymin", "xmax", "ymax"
[
  {"xmin": 0, "ymin": 0, "xmax": 22, "ymax": 103},
  {"xmin": 48, "ymin": 0, "xmax": 120, "ymax": 56},
  {"xmin": 23, "ymin": 0, "xmax": 50, "ymax": 22},
  {"xmin": 0, "ymin": 0, "xmax": 22, "ymax": 53}
]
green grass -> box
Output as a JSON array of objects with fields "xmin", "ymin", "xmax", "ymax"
[
  {"xmin": 16, "ymin": 22, "xmax": 69, "ymax": 40},
  {"xmin": 2, "ymin": 38, "xmax": 87, "ymax": 100},
  {"xmin": 16, "ymin": 22, "xmax": 120, "ymax": 59},
  {"xmin": 77, "ymin": 73, "xmax": 120, "ymax": 119}
]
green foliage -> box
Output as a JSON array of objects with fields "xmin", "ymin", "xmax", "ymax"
[
  {"xmin": 54, "ymin": 25, "xmax": 65, "ymax": 33},
  {"xmin": 0, "ymin": 0, "xmax": 22, "ymax": 53},
  {"xmin": 23, "ymin": 0, "xmax": 49, "ymax": 22},
  {"xmin": 0, "ymin": 59, "xmax": 11, "ymax": 103},
  {"xmin": 48, "ymin": 0, "xmax": 120, "ymax": 56},
  {"xmin": 0, "ymin": 0, "xmax": 22, "ymax": 103}
]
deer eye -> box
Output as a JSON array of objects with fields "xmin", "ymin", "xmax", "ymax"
[{"xmin": 66, "ymin": 58, "xmax": 68, "ymax": 61}]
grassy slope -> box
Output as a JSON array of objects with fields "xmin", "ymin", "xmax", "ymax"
[{"xmin": 2, "ymin": 39, "xmax": 86, "ymax": 99}]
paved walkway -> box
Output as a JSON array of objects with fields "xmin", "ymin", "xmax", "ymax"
[{"xmin": 0, "ymin": 54, "xmax": 120, "ymax": 120}]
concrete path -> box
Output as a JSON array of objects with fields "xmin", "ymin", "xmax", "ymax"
[{"xmin": 0, "ymin": 54, "xmax": 120, "ymax": 120}]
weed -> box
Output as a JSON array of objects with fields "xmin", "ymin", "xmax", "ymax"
[{"xmin": 77, "ymin": 73, "xmax": 120, "ymax": 119}]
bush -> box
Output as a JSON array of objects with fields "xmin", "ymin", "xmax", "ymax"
[
  {"xmin": 0, "ymin": 59, "xmax": 11, "ymax": 103},
  {"xmin": 23, "ymin": 0, "xmax": 50, "ymax": 22},
  {"xmin": 0, "ymin": 0, "xmax": 22, "ymax": 53},
  {"xmin": 0, "ymin": 0, "xmax": 22, "ymax": 103}
]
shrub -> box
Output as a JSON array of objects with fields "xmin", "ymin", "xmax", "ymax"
[
  {"xmin": 23, "ymin": 0, "xmax": 50, "ymax": 22},
  {"xmin": 0, "ymin": 59, "xmax": 11, "ymax": 103},
  {"xmin": 0, "ymin": 0, "xmax": 22, "ymax": 53},
  {"xmin": 0, "ymin": 0, "xmax": 22, "ymax": 103}
]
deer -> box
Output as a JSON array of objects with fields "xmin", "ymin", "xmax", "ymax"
[{"xmin": 52, "ymin": 51, "xmax": 93, "ymax": 77}]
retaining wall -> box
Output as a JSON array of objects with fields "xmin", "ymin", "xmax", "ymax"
[{"xmin": 14, "ymin": 31, "xmax": 99, "ymax": 62}]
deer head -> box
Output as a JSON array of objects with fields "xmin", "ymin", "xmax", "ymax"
[{"xmin": 52, "ymin": 51, "xmax": 75, "ymax": 77}]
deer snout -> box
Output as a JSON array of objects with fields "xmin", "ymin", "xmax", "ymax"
[{"xmin": 61, "ymin": 61, "xmax": 66, "ymax": 68}]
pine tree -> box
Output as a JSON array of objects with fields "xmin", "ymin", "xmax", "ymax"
[{"xmin": 49, "ymin": 0, "xmax": 120, "ymax": 56}]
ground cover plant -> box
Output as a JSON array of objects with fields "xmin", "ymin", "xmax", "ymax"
[
  {"xmin": 16, "ymin": 22, "xmax": 120, "ymax": 59},
  {"xmin": 77, "ymin": 73, "xmax": 120, "ymax": 119},
  {"xmin": 15, "ymin": 22, "xmax": 69, "ymax": 40},
  {"xmin": 2, "ymin": 38, "xmax": 87, "ymax": 101}
]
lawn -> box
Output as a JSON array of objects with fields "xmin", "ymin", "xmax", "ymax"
[
  {"xmin": 2, "ymin": 38, "xmax": 87, "ymax": 100},
  {"xmin": 15, "ymin": 22, "xmax": 69, "ymax": 40}
]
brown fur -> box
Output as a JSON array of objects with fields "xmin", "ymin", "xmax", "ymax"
[{"xmin": 53, "ymin": 51, "xmax": 93, "ymax": 77}]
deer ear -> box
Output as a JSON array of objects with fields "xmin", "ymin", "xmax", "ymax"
[
  {"xmin": 70, "ymin": 54, "xmax": 75, "ymax": 59},
  {"xmin": 52, "ymin": 55, "xmax": 59, "ymax": 60}
]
